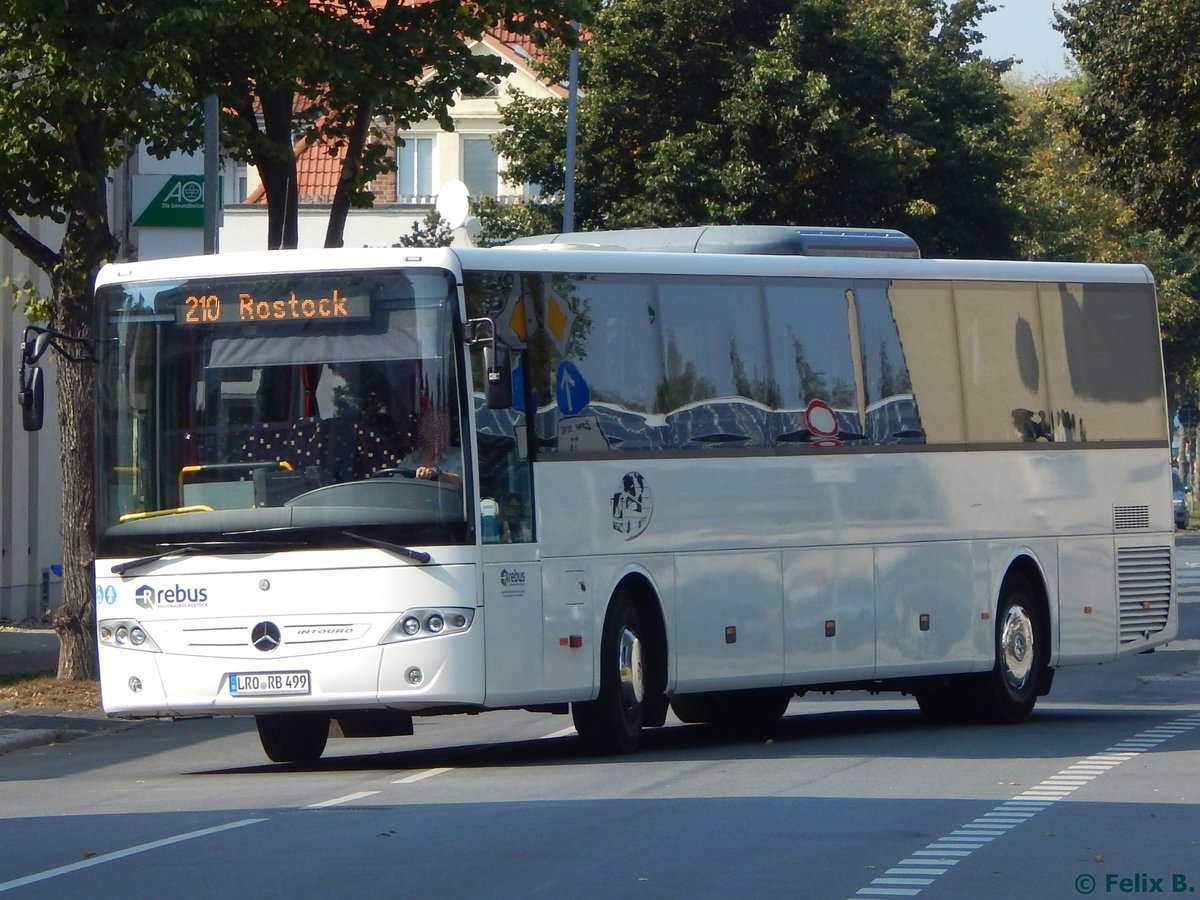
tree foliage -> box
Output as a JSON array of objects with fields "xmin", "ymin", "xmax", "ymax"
[
  {"xmin": 1, "ymin": 0, "xmax": 210, "ymax": 678},
  {"xmin": 471, "ymin": 195, "xmax": 561, "ymax": 247},
  {"xmin": 1006, "ymin": 75, "xmax": 1200, "ymax": 404},
  {"xmin": 1058, "ymin": 0, "xmax": 1200, "ymax": 247},
  {"xmin": 495, "ymin": 0, "xmax": 1026, "ymax": 257},
  {"xmin": 193, "ymin": 0, "xmax": 591, "ymax": 250},
  {"xmin": 393, "ymin": 210, "xmax": 455, "ymax": 247}
]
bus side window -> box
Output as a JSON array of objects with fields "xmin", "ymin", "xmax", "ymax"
[
  {"xmin": 765, "ymin": 280, "xmax": 863, "ymax": 444},
  {"xmin": 476, "ymin": 401, "xmax": 534, "ymax": 544},
  {"xmin": 854, "ymin": 283, "xmax": 925, "ymax": 445}
]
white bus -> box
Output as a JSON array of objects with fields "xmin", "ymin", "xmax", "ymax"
[{"xmin": 75, "ymin": 227, "xmax": 1175, "ymax": 762}]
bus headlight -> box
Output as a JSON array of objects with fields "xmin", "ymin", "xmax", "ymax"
[
  {"xmin": 98, "ymin": 619, "xmax": 162, "ymax": 653},
  {"xmin": 381, "ymin": 608, "xmax": 473, "ymax": 644}
]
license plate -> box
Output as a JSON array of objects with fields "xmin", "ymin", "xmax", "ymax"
[{"xmin": 229, "ymin": 671, "xmax": 311, "ymax": 696}]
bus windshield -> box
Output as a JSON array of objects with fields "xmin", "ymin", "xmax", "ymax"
[{"xmin": 95, "ymin": 268, "xmax": 470, "ymax": 556}]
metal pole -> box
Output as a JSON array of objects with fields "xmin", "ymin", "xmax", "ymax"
[
  {"xmin": 562, "ymin": 38, "xmax": 579, "ymax": 234},
  {"xmin": 203, "ymin": 94, "xmax": 220, "ymax": 254}
]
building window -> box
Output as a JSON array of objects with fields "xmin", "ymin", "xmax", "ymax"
[
  {"xmin": 398, "ymin": 137, "xmax": 433, "ymax": 200},
  {"xmin": 463, "ymin": 138, "xmax": 499, "ymax": 198}
]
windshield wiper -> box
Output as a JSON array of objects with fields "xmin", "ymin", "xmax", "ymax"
[
  {"xmin": 111, "ymin": 540, "xmax": 304, "ymax": 576},
  {"xmin": 341, "ymin": 531, "xmax": 432, "ymax": 564},
  {"xmin": 219, "ymin": 525, "xmax": 432, "ymax": 563},
  {"xmin": 112, "ymin": 530, "xmax": 431, "ymax": 576}
]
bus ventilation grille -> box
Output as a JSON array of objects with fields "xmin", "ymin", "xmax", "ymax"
[
  {"xmin": 1113, "ymin": 505, "xmax": 1150, "ymax": 531},
  {"xmin": 1116, "ymin": 545, "xmax": 1172, "ymax": 643}
]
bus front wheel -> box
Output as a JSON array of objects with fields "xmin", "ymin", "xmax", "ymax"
[
  {"xmin": 255, "ymin": 713, "xmax": 330, "ymax": 763},
  {"xmin": 572, "ymin": 590, "xmax": 646, "ymax": 754}
]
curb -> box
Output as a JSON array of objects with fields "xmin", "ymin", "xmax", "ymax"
[{"xmin": 0, "ymin": 726, "xmax": 89, "ymax": 757}]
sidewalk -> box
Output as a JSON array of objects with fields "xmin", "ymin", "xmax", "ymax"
[
  {"xmin": 0, "ymin": 625, "xmax": 133, "ymax": 757},
  {"xmin": 0, "ymin": 709, "xmax": 133, "ymax": 757}
]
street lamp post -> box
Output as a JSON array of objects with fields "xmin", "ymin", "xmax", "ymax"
[{"xmin": 562, "ymin": 33, "xmax": 579, "ymax": 233}]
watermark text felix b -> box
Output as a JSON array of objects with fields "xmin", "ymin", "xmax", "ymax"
[{"xmin": 1076, "ymin": 872, "xmax": 1195, "ymax": 894}]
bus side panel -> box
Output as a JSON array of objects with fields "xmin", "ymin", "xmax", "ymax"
[
  {"xmin": 481, "ymin": 558, "xmax": 546, "ymax": 707},
  {"xmin": 539, "ymin": 559, "xmax": 595, "ymax": 703},
  {"xmin": 1055, "ymin": 536, "xmax": 1119, "ymax": 665},
  {"xmin": 873, "ymin": 542, "xmax": 978, "ymax": 677},
  {"xmin": 782, "ymin": 546, "xmax": 875, "ymax": 683},
  {"xmin": 554, "ymin": 556, "xmax": 677, "ymax": 703},
  {"xmin": 673, "ymin": 550, "xmax": 785, "ymax": 693}
]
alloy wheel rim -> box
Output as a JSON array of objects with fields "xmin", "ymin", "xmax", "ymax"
[
  {"xmin": 1000, "ymin": 605, "xmax": 1035, "ymax": 691},
  {"xmin": 617, "ymin": 625, "xmax": 645, "ymax": 712}
]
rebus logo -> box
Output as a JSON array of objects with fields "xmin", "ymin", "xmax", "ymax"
[
  {"xmin": 500, "ymin": 569, "xmax": 526, "ymax": 587},
  {"xmin": 159, "ymin": 585, "xmax": 208, "ymax": 604},
  {"xmin": 133, "ymin": 584, "xmax": 209, "ymax": 609}
]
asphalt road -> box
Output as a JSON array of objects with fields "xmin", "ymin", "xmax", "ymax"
[
  {"xmin": 1, "ymin": 551, "xmax": 1197, "ymax": 900},
  {"xmin": 1, "ymin": 651, "xmax": 1197, "ymax": 899},
  {"xmin": 0, "ymin": 628, "xmax": 57, "ymax": 677}
]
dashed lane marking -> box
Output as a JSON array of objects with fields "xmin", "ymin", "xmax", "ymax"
[
  {"xmin": 849, "ymin": 713, "xmax": 1200, "ymax": 899},
  {"xmin": 0, "ymin": 818, "xmax": 267, "ymax": 893}
]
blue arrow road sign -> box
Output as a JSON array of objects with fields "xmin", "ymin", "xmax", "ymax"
[{"xmin": 555, "ymin": 360, "xmax": 590, "ymax": 415}]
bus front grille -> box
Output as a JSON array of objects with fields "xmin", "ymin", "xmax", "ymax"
[{"xmin": 1116, "ymin": 545, "xmax": 1172, "ymax": 643}]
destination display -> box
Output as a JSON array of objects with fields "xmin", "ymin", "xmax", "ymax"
[{"xmin": 177, "ymin": 288, "xmax": 371, "ymax": 326}]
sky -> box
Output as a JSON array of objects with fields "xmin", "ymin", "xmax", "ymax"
[{"xmin": 976, "ymin": 1, "xmax": 1071, "ymax": 77}]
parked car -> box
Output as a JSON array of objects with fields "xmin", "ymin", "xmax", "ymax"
[{"xmin": 1173, "ymin": 470, "xmax": 1190, "ymax": 529}]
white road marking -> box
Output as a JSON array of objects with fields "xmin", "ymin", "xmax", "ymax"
[
  {"xmin": 393, "ymin": 767, "xmax": 454, "ymax": 784},
  {"xmin": 304, "ymin": 791, "xmax": 380, "ymax": 808},
  {"xmin": 0, "ymin": 818, "xmax": 266, "ymax": 893},
  {"xmin": 849, "ymin": 713, "xmax": 1200, "ymax": 899},
  {"xmin": 391, "ymin": 724, "xmax": 577, "ymax": 785}
]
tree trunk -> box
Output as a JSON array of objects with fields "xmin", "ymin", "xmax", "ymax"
[
  {"xmin": 259, "ymin": 85, "xmax": 301, "ymax": 250},
  {"xmin": 324, "ymin": 99, "xmax": 375, "ymax": 249},
  {"xmin": 49, "ymin": 326, "xmax": 98, "ymax": 681},
  {"xmin": 48, "ymin": 106, "xmax": 117, "ymax": 681}
]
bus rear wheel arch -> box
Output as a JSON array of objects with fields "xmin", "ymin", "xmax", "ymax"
[
  {"xmin": 978, "ymin": 569, "xmax": 1050, "ymax": 723},
  {"xmin": 916, "ymin": 566, "xmax": 1050, "ymax": 725}
]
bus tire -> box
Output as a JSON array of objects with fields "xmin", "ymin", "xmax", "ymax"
[
  {"xmin": 255, "ymin": 713, "xmax": 330, "ymax": 763},
  {"xmin": 915, "ymin": 681, "xmax": 971, "ymax": 723},
  {"xmin": 978, "ymin": 573, "xmax": 1046, "ymax": 724},
  {"xmin": 572, "ymin": 589, "xmax": 646, "ymax": 754},
  {"xmin": 671, "ymin": 689, "xmax": 792, "ymax": 727},
  {"xmin": 670, "ymin": 693, "xmax": 718, "ymax": 724},
  {"xmin": 710, "ymin": 689, "xmax": 792, "ymax": 726}
]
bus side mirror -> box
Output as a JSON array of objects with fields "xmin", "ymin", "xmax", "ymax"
[
  {"xmin": 25, "ymin": 330, "xmax": 52, "ymax": 365},
  {"xmin": 19, "ymin": 365, "xmax": 44, "ymax": 432},
  {"xmin": 466, "ymin": 317, "xmax": 513, "ymax": 410},
  {"xmin": 484, "ymin": 339, "xmax": 512, "ymax": 410}
]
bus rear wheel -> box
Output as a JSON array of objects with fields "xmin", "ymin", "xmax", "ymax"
[
  {"xmin": 977, "ymin": 574, "xmax": 1046, "ymax": 723},
  {"xmin": 255, "ymin": 713, "xmax": 330, "ymax": 763},
  {"xmin": 671, "ymin": 689, "xmax": 792, "ymax": 727},
  {"xmin": 915, "ymin": 681, "xmax": 971, "ymax": 723},
  {"xmin": 572, "ymin": 590, "xmax": 647, "ymax": 754}
]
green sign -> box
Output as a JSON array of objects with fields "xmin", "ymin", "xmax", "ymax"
[{"xmin": 134, "ymin": 175, "xmax": 205, "ymax": 228}]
